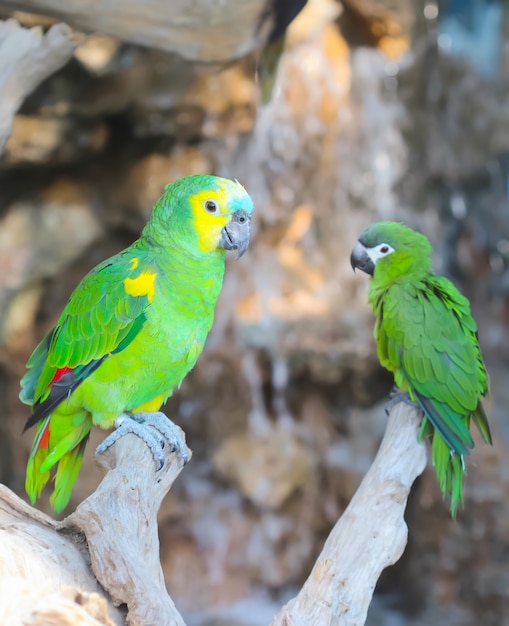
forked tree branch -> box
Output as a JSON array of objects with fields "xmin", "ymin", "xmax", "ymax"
[
  {"xmin": 0, "ymin": 402, "xmax": 425, "ymax": 625},
  {"xmin": 0, "ymin": 424, "xmax": 190, "ymax": 626}
]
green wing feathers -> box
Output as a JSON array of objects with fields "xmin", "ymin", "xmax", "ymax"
[
  {"xmin": 22, "ymin": 252, "xmax": 151, "ymax": 511},
  {"xmin": 31, "ymin": 256, "xmax": 149, "ymax": 406},
  {"xmin": 374, "ymin": 277, "xmax": 490, "ymax": 514},
  {"xmin": 20, "ymin": 330, "xmax": 54, "ymax": 406}
]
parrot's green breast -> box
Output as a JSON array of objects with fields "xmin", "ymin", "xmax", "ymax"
[{"xmin": 70, "ymin": 251, "xmax": 223, "ymax": 426}]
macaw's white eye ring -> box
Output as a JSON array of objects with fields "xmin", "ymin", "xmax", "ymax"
[{"xmin": 204, "ymin": 199, "xmax": 219, "ymax": 214}]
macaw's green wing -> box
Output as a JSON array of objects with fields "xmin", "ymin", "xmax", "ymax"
[
  {"xmin": 23, "ymin": 250, "xmax": 155, "ymax": 430},
  {"xmin": 378, "ymin": 278, "xmax": 489, "ymax": 456}
]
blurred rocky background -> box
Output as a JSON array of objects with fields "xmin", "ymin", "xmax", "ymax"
[{"xmin": 1, "ymin": 0, "xmax": 509, "ymax": 624}]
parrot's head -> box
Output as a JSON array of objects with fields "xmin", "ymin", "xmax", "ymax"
[
  {"xmin": 144, "ymin": 174, "xmax": 254, "ymax": 258},
  {"xmin": 350, "ymin": 221, "xmax": 433, "ymax": 284}
]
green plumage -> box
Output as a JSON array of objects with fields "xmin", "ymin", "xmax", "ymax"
[
  {"xmin": 351, "ymin": 221, "xmax": 491, "ymax": 516},
  {"xmin": 21, "ymin": 174, "xmax": 253, "ymax": 512}
]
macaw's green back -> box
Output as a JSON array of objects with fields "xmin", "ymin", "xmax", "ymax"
[
  {"xmin": 20, "ymin": 174, "xmax": 254, "ymax": 512},
  {"xmin": 351, "ymin": 222, "xmax": 491, "ymax": 516}
]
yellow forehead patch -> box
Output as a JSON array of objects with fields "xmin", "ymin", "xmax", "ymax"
[
  {"xmin": 189, "ymin": 189, "xmax": 231, "ymax": 253},
  {"xmin": 124, "ymin": 270, "xmax": 156, "ymax": 302}
]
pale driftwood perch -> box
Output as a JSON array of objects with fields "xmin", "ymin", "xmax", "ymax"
[
  {"xmin": 66, "ymin": 432, "xmax": 190, "ymax": 626},
  {"xmin": 271, "ymin": 402, "xmax": 427, "ymax": 626},
  {"xmin": 0, "ymin": 402, "xmax": 425, "ymax": 626},
  {"xmin": 0, "ymin": 422, "xmax": 190, "ymax": 626},
  {"xmin": 0, "ymin": 0, "xmax": 272, "ymax": 62},
  {"xmin": 0, "ymin": 484, "xmax": 123, "ymax": 625},
  {"xmin": 0, "ymin": 18, "xmax": 77, "ymax": 153}
]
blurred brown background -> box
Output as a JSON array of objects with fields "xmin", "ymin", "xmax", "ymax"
[{"xmin": 1, "ymin": 0, "xmax": 509, "ymax": 624}]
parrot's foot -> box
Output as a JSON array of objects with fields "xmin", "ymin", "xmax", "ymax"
[
  {"xmin": 95, "ymin": 411, "xmax": 189, "ymax": 468},
  {"xmin": 129, "ymin": 411, "xmax": 190, "ymax": 465},
  {"xmin": 384, "ymin": 389, "xmax": 419, "ymax": 416}
]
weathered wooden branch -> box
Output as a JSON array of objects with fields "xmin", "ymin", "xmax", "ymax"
[
  {"xmin": 0, "ymin": 402, "xmax": 425, "ymax": 626},
  {"xmin": 66, "ymin": 431, "xmax": 189, "ymax": 626},
  {"xmin": 0, "ymin": 18, "xmax": 77, "ymax": 153},
  {"xmin": 0, "ymin": 424, "xmax": 190, "ymax": 626},
  {"xmin": 271, "ymin": 402, "xmax": 427, "ymax": 626},
  {"xmin": 0, "ymin": 486, "xmax": 122, "ymax": 625},
  {"xmin": 0, "ymin": 0, "xmax": 272, "ymax": 62}
]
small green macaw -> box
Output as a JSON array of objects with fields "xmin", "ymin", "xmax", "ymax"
[
  {"xmin": 350, "ymin": 221, "xmax": 491, "ymax": 515},
  {"xmin": 20, "ymin": 174, "xmax": 253, "ymax": 512}
]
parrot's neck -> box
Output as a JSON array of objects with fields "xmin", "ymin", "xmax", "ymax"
[
  {"xmin": 367, "ymin": 270, "xmax": 429, "ymax": 310},
  {"xmin": 138, "ymin": 235, "xmax": 226, "ymax": 308},
  {"xmin": 368, "ymin": 253, "xmax": 431, "ymax": 293}
]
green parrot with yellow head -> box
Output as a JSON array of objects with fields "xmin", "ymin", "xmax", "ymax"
[
  {"xmin": 20, "ymin": 174, "xmax": 253, "ymax": 512},
  {"xmin": 351, "ymin": 221, "xmax": 492, "ymax": 516}
]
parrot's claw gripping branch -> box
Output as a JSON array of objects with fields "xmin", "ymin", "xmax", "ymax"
[
  {"xmin": 95, "ymin": 411, "xmax": 190, "ymax": 468},
  {"xmin": 385, "ymin": 389, "xmax": 418, "ymax": 415}
]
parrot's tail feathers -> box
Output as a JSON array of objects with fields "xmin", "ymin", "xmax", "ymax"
[
  {"xmin": 447, "ymin": 451, "xmax": 465, "ymax": 518},
  {"xmin": 472, "ymin": 401, "xmax": 492, "ymax": 445},
  {"xmin": 39, "ymin": 420, "xmax": 91, "ymax": 474},
  {"xmin": 50, "ymin": 436, "xmax": 89, "ymax": 513},
  {"xmin": 431, "ymin": 432, "xmax": 465, "ymax": 517},
  {"xmin": 25, "ymin": 411, "xmax": 92, "ymax": 511},
  {"xmin": 25, "ymin": 417, "xmax": 52, "ymax": 505},
  {"xmin": 415, "ymin": 392, "xmax": 473, "ymax": 456}
]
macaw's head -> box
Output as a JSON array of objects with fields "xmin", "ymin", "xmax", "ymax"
[
  {"xmin": 350, "ymin": 221, "xmax": 433, "ymax": 285},
  {"xmin": 144, "ymin": 174, "xmax": 254, "ymax": 258}
]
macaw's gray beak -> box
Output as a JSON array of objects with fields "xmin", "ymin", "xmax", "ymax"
[
  {"xmin": 350, "ymin": 242, "xmax": 374, "ymax": 275},
  {"xmin": 220, "ymin": 209, "xmax": 251, "ymax": 258}
]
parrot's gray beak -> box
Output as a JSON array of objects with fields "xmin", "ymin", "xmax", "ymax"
[
  {"xmin": 220, "ymin": 209, "xmax": 251, "ymax": 258},
  {"xmin": 350, "ymin": 242, "xmax": 374, "ymax": 275}
]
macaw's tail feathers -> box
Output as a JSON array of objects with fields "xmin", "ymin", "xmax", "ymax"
[
  {"xmin": 415, "ymin": 392, "xmax": 473, "ymax": 456},
  {"xmin": 25, "ymin": 410, "xmax": 91, "ymax": 513},
  {"xmin": 431, "ymin": 432, "xmax": 465, "ymax": 517},
  {"xmin": 472, "ymin": 401, "xmax": 492, "ymax": 445}
]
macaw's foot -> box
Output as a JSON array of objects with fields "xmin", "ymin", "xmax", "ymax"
[
  {"xmin": 384, "ymin": 388, "xmax": 419, "ymax": 416},
  {"xmin": 95, "ymin": 411, "xmax": 189, "ymax": 468}
]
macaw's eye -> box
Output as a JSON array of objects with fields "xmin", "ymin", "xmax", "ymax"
[
  {"xmin": 204, "ymin": 199, "xmax": 219, "ymax": 214},
  {"xmin": 380, "ymin": 245, "xmax": 390, "ymax": 254}
]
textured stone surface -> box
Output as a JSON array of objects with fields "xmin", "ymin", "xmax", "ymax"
[{"xmin": 212, "ymin": 431, "xmax": 315, "ymax": 509}]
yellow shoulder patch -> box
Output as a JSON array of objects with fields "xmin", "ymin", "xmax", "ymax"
[{"xmin": 124, "ymin": 270, "xmax": 156, "ymax": 302}]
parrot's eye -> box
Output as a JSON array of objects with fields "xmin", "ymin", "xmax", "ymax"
[
  {"xmin": 204, "ymin": 199, "xmax": 219, "ymax": 214},
  {"xmin": 369, "ymin": 242, "xmax": 394, "ymax": 262}
]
